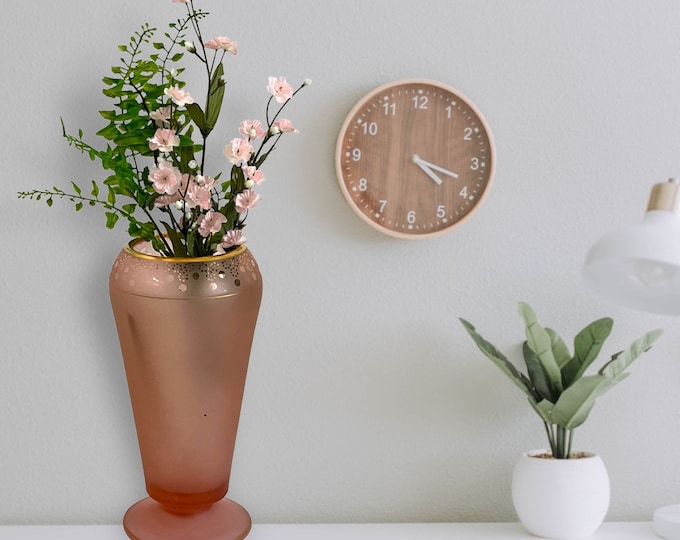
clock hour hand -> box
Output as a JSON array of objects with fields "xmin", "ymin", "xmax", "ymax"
[
  {"xmin": 412, "ymin": 154, "xmax": 443, "ymax": 185},
  {"xmin": 414, "ymin": 156, "xmax": 459, "ymax": 180}
]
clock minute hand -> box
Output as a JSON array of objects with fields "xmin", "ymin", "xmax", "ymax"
[
  {"xmin": 412, "ymin": 154, "xmax": 443, "ymax": 185},
  {"xmin": 415, "ymin": 157, "xmax": 459, "ymax": 179}
]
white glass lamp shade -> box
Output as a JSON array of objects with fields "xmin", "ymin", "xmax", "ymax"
[{"xmin": 583, "ymin": 179, "xmax": 680, "ymax": 315}]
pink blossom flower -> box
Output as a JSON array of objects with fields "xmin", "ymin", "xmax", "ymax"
[
  {"xmin": 219, "ymin": 230, "xmax": 247, "ymax": 251},
  {"xmin": 186, "ymin": 180, "xmax": 212, "ymax": 210},
  {"xmin": 235, "ymin": 189, "xmax": 261, "ymax": 214},
  {"xmin": 204, "ymin": 36, "xmax": 238, "ymax": 55},
  {"xmin": 197, "ymin": 210, "xmax": 227, "ymax": 237},
  {"xmin": 223, "ymin": 138, "xmax": 254, "ymax": 164},
  {"xmin": 148, "ymin": 128, "xmax": 180, "ymax": 152},
  {"xmin": 195, "ymin": 175, "xmax": 216, "ymax": 189},
  {"xmin": 150, "ymin": 106, "xmax": 172, "ymax": 126},
  {"xmin": 154, "ymin": 192, "xmax": 182, "ymax": 208},
  {"xmin": 239, "ymin": 119, "xmax": 265, "ymax": 140},
  {"xmin": 272, "ymin": 118, "xmax": 299, "ymax": 133},
  {"xmin": 267, "ymin": 76, "xmax": 293, "ymax": 103},
  {"xmin": 243, "ymin": 165, "xmax": 265, "ymax": 185},
  {"xmin": 149, "ymin": 161, "xmax": 182, "ymax": 195},
  {"xmin": 164, "ymin": 85, "xmax": 195, "ymax": 107}
]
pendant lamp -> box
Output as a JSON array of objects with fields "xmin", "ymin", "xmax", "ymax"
[{"xmin": 583, "ymin": 178, "xmax": 680, "ymax": 316}]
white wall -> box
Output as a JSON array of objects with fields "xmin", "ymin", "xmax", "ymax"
[{"xmin": 3, "ymin": 0, "xmax": 680, "ymax": 526}]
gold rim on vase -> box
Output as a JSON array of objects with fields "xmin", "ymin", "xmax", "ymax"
[{"xmin": 124, "ymin": 238, "xmax": 247, "ymax": 263}]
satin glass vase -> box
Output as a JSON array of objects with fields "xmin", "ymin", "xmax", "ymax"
[{"xmin": 109, "ymin": 241, "xmax": 262, "ymax": 540}]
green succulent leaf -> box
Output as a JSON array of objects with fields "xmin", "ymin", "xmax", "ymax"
[
  {"xmin": 518, "ymin": 303, "xmax": 563, "ymax": 393},
  {"xmin": 545, "ymin": 328, "xmax": 571, "ymax": 369},
  {"xmin": 599, "ymin": 328, "xmax": 663, "ymax": 381},
  {"xmin": 459, "ymin": 318, "xmax": 540, "ymax": 402},
  {"xmin": 551, "ymin": 374, "xmax": 616, "ymax": 429},
  {"xmin": 522, "ymin": 341, "xmax": 560, "ymax": 402},
  {"xmin": 528, "ymin": 398, "xmax": 554, "ymax": 425},
  {"xmin": 561, "ymin": 317, "xmax": 613, "ymax": 388}
]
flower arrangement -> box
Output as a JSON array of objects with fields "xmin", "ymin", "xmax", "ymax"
[
  {"xmin": 460, "ymin": 302, "xmax": 662, "ymax": 459},
  {"xmin": 18, "ymin": 0, "xmax": 309, "ymax": 258}
]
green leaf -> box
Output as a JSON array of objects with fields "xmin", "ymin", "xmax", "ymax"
[
  {"xmin": 518, "ymin": 302, "xmax": 563, "ymax": 393},
  {"xmin": 528, "ymin": 398, "xmax": 554, "ymax": 424},
  {"xmin": 46, "ymin": 198, "xmax": 53, "ymax": 207},
  {"xmin": 561, "ymin": 317, "xmax": 613, "ymax": 388},
  {"xmin": 550, "ymin": 375, "xmax": 615, "ymax": 429},
  {"xmin": 161, "ymin": 221, "xmax": 186, "ymax": 257},
  {"xmin": 545, "ymin": 328, "xmax": 571, "ymax": 370},
  {"xmin": 75, "ymin": 201, "xmax": 83, "ymax": 212},
  {"xmin": 205, "ymin": 62, "xmax": 225, "ymax": 130},
  {"xmin": 522, "ymin": 341, "xmax": 559, "ymax": 402},
  {"xmin": 105, "ymin": 211, "xmax": 119, "ymax": 229},
  {"xmin": 71, "ymin": 181, "xmax": 82, "ymax": 195},
  {"xmin": 185, "ymin": 103, "xmax": 208, "ymax": 135},
  {"xmin": 99, "ymin": 110, "xmax": 117, "ymax": 120},
  {"xmin": 91, "ymin": 181, "xmax": 100, "ymax": 198},
  {"xmin": 459, "ymin": 318, "xmax": 540, "ymax": 402},
  {"xmin": 599, "ymin": 328, "xmax": 663, "ymax": 381}
]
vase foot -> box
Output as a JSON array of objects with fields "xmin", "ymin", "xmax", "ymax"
[{"xmin": 123, "ymin": 497, "xmax": 251, "ymax": 540}]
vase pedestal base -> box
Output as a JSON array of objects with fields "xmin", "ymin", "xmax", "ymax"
[{"xmin": 123, "ymin": 497, "xmax": 251, "ymax": 540}]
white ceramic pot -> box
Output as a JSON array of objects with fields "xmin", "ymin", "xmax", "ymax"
[{"xmin": 511, "ymin": 450, "xmax": 610, "ymax": 539}]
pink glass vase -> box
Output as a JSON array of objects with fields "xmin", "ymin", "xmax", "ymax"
[{"xmin": 109, "ymin": 241, "xmax": 262, "ymax": 540}]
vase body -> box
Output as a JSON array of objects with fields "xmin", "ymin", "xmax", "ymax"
[
  {"xmin": 109, "ymin": 241, "xmax": 262, "ymax": 540},
  {"xmin": 511, "ymin": 450, "xmax": 610, "ymax": 539}
]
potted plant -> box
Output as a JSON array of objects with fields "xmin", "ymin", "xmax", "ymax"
[
  {"xmin": 18, "ymin": 2, "xmax": 309, "ymax": 539},
  {"xmin": 460, "ymin": 302, "xmax": 662, "ymax": 539}
]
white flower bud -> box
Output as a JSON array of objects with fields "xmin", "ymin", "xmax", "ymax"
[
  {"xmin": 184, "ymin": 41, "xmax": 196, "ymax": 53},
  {"xmin": 245, "ymin": 179, "xmax": 254, "ymax": 188},
  {"xmin": 188, "ymin": 160, "xmax": 198, "ymax": 170},
  {"xmin": 303, "ymin": 79, "xmax": 312, "ymax": 87},
  {"xmin": 196, "ymin": 175, "xmax": 205, "ymax": 185},
  {"xmin": 269, "ymin": 126, "xmax": 281, "ymax": 136}
]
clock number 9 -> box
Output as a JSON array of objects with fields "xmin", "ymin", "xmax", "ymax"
[{"xmin": 351, "ymin": 148, "xmax": 361, "ymax": 162}]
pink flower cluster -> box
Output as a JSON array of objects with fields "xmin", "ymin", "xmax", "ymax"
[{"xmin": 144, "ymin": 3, "xmax": 306, "ymax": 256}]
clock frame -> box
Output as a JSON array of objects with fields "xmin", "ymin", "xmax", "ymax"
[{"xmin": 335, "ymin": 79, "xmax": 495, "ymax": 239}]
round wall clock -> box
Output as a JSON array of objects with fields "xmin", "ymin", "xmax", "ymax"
[{"xmin": 335, "ymin": 79, "xmax": 495, "ymax": 239}]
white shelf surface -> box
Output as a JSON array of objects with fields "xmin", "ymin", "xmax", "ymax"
[{"xmin": 0, "ymin": 522, "xmax": 659, "ymax": 539}]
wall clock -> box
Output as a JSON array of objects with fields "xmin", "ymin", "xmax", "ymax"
[{"xmin": 335, "ymin": 79, "xmax": 495, "ymax": 239}]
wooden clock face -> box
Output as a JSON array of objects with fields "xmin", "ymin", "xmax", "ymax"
[{"xmin": 335, "ymin": 79, "xmax": 495, "ymax": 239}]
